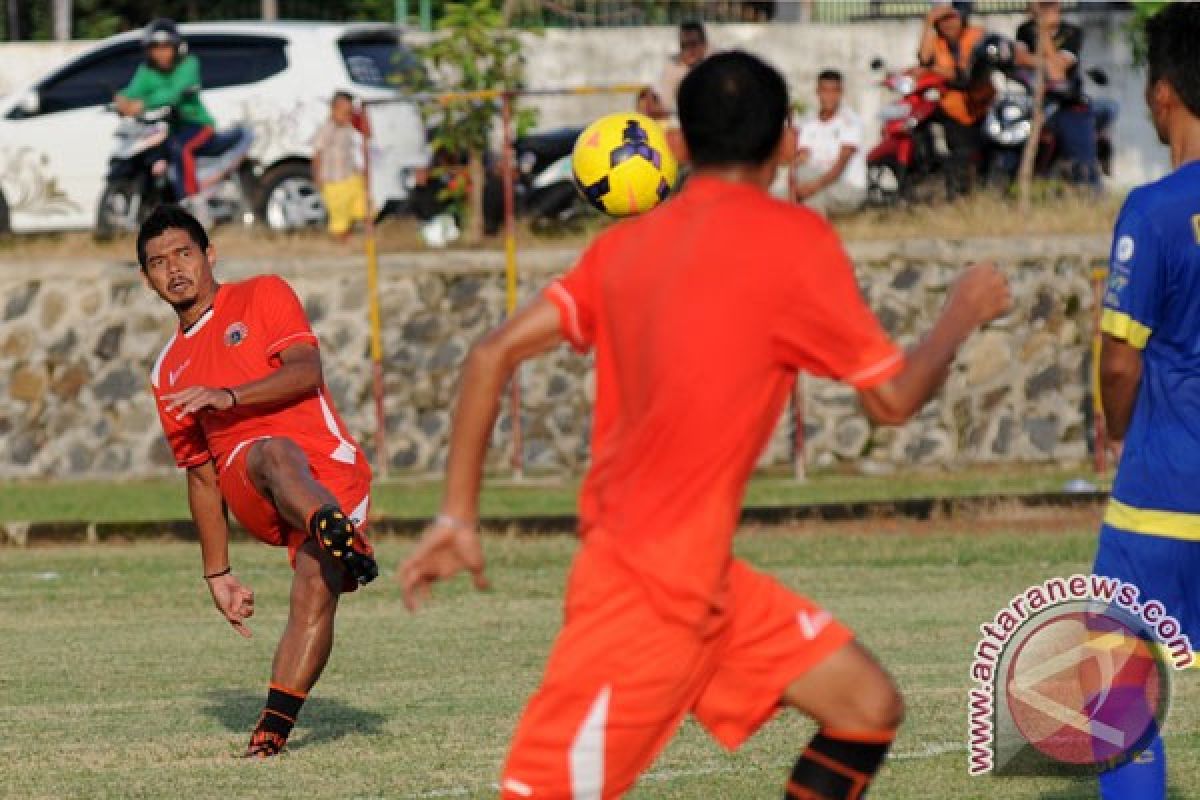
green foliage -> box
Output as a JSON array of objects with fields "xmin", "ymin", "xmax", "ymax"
[
  {"xmin": 1128, "ymin": 0, "xmax": 1170, "ymax": 67},
  {"xmin": 400, "ymin": 0, "xmax": 531, "ymax": 160}
]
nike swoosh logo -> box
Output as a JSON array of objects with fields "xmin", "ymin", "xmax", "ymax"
[
  {"xmin": 797, "ymin": 610, "xmax": 833, "ymax": 641},
  {"xmin": 168, "ymin": 359, "xmax": 191, "ymax": 387}
]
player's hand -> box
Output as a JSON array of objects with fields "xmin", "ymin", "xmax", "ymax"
[
  {"xmin": 793, "ymin": 180, "xmax": 820, "ymax": 202},
  {"xmin": 397, "ymin": 516, "xmax": 490, "ymax": 612},
  {"xmin": 162, "ymin": 386, "xmax": 235, "ymax": 419},
  {"xmin": 948, "ymin": 261, "xmax": 1012, "ymax": 328},
  {"xmin": 206, "ymin": 573, "xmax": 255, "ymax": 638}
]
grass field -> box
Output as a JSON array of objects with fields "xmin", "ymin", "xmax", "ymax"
[
  {"xmin": 2, "ymin": 520, "xmax": 1196, "ymax": 799},
  {"xmin": 0, "ymin": 465, "xmax": 1102, "ymax": 523}
]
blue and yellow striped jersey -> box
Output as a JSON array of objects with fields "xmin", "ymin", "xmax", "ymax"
[{"xmin": 1102, "ymin": 160, "xmax": 1200, "ymax": 540}]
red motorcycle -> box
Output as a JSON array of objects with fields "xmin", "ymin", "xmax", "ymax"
[{"xmin": 865, "ymin": 60, "xmax": 948, "ymax": 206}]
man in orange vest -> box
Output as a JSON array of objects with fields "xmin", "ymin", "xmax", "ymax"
[{"xmin": 918, "ymin": 3, "xmax": 993, "ymax": 200}]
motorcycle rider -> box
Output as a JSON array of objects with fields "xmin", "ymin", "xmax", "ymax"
[
  {"xmin": 1014, "ymin": 0, "xmax": 1102, "ymax": 188},
  {"xmin": 114, "ymin": 19, "xmax": 216, "ymax": 208},
  {"xmin": 917, "ymin": 2, "xmax": 992, "ymax": 200}
]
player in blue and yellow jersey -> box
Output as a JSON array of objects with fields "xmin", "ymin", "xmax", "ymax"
[{"xmin": 1094, "ymin": 4, "xmax": 1200, "ymax": 797}]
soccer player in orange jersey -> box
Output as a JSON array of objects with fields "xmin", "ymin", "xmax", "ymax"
[
  {"xmin": 401, "ymin": 52, "xmax": 1010, "ymax": 799},
  {"xmin": 140, "ymin": 204, "xmax": 378, "ymax": 758}
]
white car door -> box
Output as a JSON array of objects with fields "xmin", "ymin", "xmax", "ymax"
[{"xmin": 1, "ymin": 42, "xmax": 142, "ymax": 233}]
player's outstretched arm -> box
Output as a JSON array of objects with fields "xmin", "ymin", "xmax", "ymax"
[
  {"xmin": 188, "ymin": 460, "xmax": 255, "ymax": 638},
  {"xmin": 1099, "ymin": 334, "xmax": 1143, "ymax": 440},
  {"xmin": 860, "ymin": 262, "xmax": 1011, "ymax": 425},
  {"xmin": 399, "ymin": 298, "xmax": 564, "ymax": 611}
]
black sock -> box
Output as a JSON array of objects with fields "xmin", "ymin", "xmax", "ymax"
[
  {"xmin": 256, "ymin": 683, "xmax": 307, "ymax": 741},
  {"xmin": 784, "ymin": 730, "xmax": 895, "ymax": 800}
]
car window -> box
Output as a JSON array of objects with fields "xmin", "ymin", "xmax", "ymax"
[
  {"xmin": 17, "ymin": 42, "xmax": 142, "ymax": 117},
  {"xmin": 189, "ymin": 35, "xmax": 288, "ymax": 90},
  {"xmin": 339, "ymin": 33, "xmax": 422, "ymax": 89}
]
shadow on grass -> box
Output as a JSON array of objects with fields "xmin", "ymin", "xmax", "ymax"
[{"xmin": 201, "ymin": 688, "xmax": 387, "ymax": 750}]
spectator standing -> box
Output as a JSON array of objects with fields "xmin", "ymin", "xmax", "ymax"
[
  {"xmin": 793, "ymin": 69, "xmax": 867, "ymax": 215},
  {"xmin": 1015, "ymin": 0, "xmax": 1101, "ymax": 188},
  {"xmin": 917, "ymin": 3, "xmax": 992, "ymax": 200},
  {"xmin": 311, "ymin": 91, "xmax": 367, "ymax": 242},
  {"xmin": 656, "ymin": 21, "xmax": 709, "ymax": 119}
]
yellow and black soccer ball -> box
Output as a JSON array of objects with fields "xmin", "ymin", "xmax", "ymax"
[{"xmin": 573, "ymin": 112, "xmax": 678, "ymax": 217}]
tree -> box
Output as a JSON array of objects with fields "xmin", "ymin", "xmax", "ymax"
[{"xmin": 401, "ymin": 0, "xmax": 532, "ymax": 243}]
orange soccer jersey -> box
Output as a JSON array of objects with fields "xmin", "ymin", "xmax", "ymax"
[
  {"xmin": 504, "ymin": 177, "xmax": 903, "ymax": 798},
  {"xmin": 150, "ymin": 275, "xmax": 372, "ymax": 570}
]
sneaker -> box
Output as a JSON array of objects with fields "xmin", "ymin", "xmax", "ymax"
[{"xmin": 313, "ymin": 507, "xmax": 379, "ymax": 586}]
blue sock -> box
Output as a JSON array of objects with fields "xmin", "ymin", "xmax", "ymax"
[{"xmin": 1098, "ymin": 732, "xmax": 1165, "ymax": 800}]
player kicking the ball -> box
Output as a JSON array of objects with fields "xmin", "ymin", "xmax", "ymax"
[
  {"xmin": 140, "ymin": 204, "xmax": 378, "ymax": 758},
  {"xmin": 401, "ymin": 52, "xmax": 1009, "ymax": 799}
]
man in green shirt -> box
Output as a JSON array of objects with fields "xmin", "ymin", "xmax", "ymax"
[{"xmin": 116, "ymin": 19, "xmax": 216, "ymax": 201}]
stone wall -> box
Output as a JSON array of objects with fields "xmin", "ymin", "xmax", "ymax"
[{"xmin": 0, "ymin": 236, "xmax": 1107, "ymax": 480}]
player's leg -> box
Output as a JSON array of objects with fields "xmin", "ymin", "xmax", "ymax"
[
  {"xmin": 780, "ymin": 643, "xmax": 903, "ymax": 800},
  {"xmin": 245, "ymin": 537, "xmax": 343, "ymax": 757},
  {"xmin": 691, "ymin": 562, "xmax": 900, "ymax": 800},
  {"xmin": 246, "ymin": 437, "xmax": 377, "ymax": 585},
  {"xmin": 1092, "ymin": 526, "xmax": 1171, "ymax": 800}
]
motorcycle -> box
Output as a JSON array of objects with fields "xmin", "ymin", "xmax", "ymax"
[
  {"xmin": 96, "ymin": 105, "xmax": 256, "ymax": 238},
  {"xmin": 485, "ymin": 126, "xmax": 590, "ymax": 235},
  {"xmin": 982, "ymin": 60, "xmax": 1116, "ymax": 188},
  {"xmin": 864, "ymin": 59, "xmax": 947, "ymax": 207}
]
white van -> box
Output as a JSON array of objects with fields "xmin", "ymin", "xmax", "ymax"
[{"xmin": 0, "ymin": 21, "xmax": 429, "ymax": 233}]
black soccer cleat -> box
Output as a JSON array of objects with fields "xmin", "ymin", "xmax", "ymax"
[
  {"xmin": 310, "ymin": 505, "xmax": 379, "ymax": 586},
  {"xmin": 242, "ymin": 729, "xmax": 287, "ymax": 759}
]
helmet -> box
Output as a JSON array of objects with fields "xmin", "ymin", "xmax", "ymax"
[
  {"xmin": 143, "ymin": 18, "xmax": 186, "ymax": 57},
  {"xmin": 974, "ymin": 33, "xmax": 1015, "ymax": 71}
]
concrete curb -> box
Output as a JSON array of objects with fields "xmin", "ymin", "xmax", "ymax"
[{"xmin": 0, "ymin": 490, "xmax": 1107, "ymax": 546}]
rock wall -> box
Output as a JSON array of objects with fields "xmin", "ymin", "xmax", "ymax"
[{"xmin": 0, "ymin": 236, "xmax": 1107, "ymax": 480}]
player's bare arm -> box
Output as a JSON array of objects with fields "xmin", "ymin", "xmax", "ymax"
[
  {"xmin": 162, "ymin": 343, "xmax": 323, "ymax": 417},
  {"xmin": 860, "ymin": 262, "xmax": 1011, "ymax": 425},
  {"xmin": 1099, "ymin": 334, "xmax": 1143, "ymax": 440},
  {"xmin": 399, "ymin": 298, "xmax": 563, "ymax": 610},
  {"xmin": 188, "ymin": 459, "xmax": 255, "ymax": 638}
]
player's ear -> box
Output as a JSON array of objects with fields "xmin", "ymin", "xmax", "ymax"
[
  {"xmin": 205, "ymin": 244, "xmax": 217, "ymax": 270},
  {"xmin": 667, "ymin": 128, "xmax": 688, "ymax": 167},
  {"xmin": 775, "ymin": 122, "xmax": 798, "ymax": 165}
]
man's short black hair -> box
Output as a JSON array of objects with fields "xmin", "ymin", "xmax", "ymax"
[
  {"xmin": 333, "ymin": 90, "xmax": 354, "ymax": 104},
  {"xmin": 1146, "ymin": 2, "xmax": 1200, "ymax": 119},
  {"xmin": 136, "ymin": 204, "xmax": 209, "ymax": 268},
  {"xmin": 678, "ymin": 50, "xmax": 789, "ymax": 168},
  {"xmin": 680, "ymin": 20, "xmax": 707, "ymax": 42},
  {"xmin": 817, "ymin": 69, "xmax": 843, "ymax": 84}
]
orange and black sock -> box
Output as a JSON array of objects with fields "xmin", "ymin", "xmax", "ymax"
[
  {"xmin": 255, "ymin": 683, "xmax": 307, "ymax": 742},
  {"xmin": 784, "ymin": 729, "xmax": 895, "ymax": 800}
]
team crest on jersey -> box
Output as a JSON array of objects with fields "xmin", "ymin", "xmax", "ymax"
[
  {"xmin": 1116, "ymin": 235, "xmax": 1135, "ymax": 263},
  {"xmin": 224, "ymin": 321, "xmax": 249, "ymax": 347}
]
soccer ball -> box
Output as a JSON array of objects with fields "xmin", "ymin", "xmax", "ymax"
[{"xmin": 573, "ymin": 112, "xmax": 678, "ymax": 217}]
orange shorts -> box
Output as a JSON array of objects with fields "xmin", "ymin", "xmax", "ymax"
[
  {"xmin": 500, "ymin": 545, "xmax": 853, "ymax": 799},
  {"xmin": 218, "ymin": 437, "xmax": 373, "ymax": 592}
]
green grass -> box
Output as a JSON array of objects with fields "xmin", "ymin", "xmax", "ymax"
[
  {"xmin": 0, "ymin": 465, "xmax": 1103, "ymax": 523},
  {"xmin": 1, "ymin": 525, "xmax": 1194, "ymax": 799}
]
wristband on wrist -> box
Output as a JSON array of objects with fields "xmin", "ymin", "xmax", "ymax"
[
  {"xmin": 224, "ymin": 387, "xmax": 238, "ymax": 408},
  {"xmin": 435, "ymin": 513, "xmax": 474, "ymax": 532},
  {"xmin": 204, "ymin": 566, "xmax": 232, "ymax": 580}
]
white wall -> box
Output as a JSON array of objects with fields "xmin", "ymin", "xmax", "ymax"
[{"xmin": 0, "ymin": 13, "xmax": 1166, "ymax": 188}]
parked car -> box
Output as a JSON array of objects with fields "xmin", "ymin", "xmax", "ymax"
[{"xmin": 0, "ymin": 21, "xmax": 430, "ymax": 235}]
